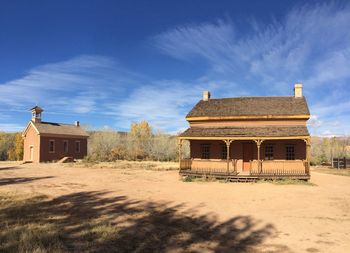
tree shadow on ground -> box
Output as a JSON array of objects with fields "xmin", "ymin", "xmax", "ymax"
[
  {"xmin": 0, "ymin": 165, "xmax": 23, "ymax": 171},
  {"xmin": 0, "ymin": 191, "xmax": 290, "ymax": 253},
  {"xmin": 0, "ymin": 176, "xmax": 54, "ymax": 186}
]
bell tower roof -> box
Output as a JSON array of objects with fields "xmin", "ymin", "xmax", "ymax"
[
  {"xmin": 30, "ymin": 106, "xmax": 43, "ymax": 123},
  {"xmin": 30, "ymin": 106, "xmax": 43, "ymax": 113}
]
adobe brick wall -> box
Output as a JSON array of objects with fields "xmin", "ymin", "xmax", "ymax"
[
  {"xmin": 23, "ymin": 124, "xmax": 40, "ymax": 162},
  {"xmin": 39, "ymin": 136, "xmax": 87, "ymax": 162}
]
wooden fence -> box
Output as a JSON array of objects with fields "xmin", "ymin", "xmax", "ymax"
[
  {"xmin": 250, "ymin": 160, "xmax": 308, "ymax": 176},
  {"xmin": 332, "ymin": 157, "xmax": 350, "ymax": 169},
  {"xmin": 180, "ymin": 159, "xmax": 237, "ymax": 174},
  {"xmin": 180, "ymin": 159, "xmax": 309, "ymax": 176}
]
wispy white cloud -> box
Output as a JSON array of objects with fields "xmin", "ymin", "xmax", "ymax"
[
  {"xmin": 105, "ymin": 80, "xmax": 223, "ymax": 132},
  {"xmin": 0, "ymin": 55, "xmax": 138, "ymax": 114},
  {"xmin": 153, "ymin": 2, "xmax": 350, "ymax": 135},
  {"xmin": 154, "ymin": 2, "xmax": 350, "ymax": 89}
]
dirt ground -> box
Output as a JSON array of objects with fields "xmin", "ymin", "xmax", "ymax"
[{"xmin": 0, "ymin": 161, "xmax": 349, "ymax": 253}]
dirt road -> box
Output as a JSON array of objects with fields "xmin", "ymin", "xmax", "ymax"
[{"xmin": 0, "ymin": 162, "xmax": 349, "ymax": 252}]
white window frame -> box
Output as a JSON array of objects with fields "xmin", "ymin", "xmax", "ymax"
[
  {"xmin": 75, "ymin": 141, "xmax": 81, "ymax": 153},
  {"xmin": 49, "ymin": 140, "xmax": 55, "ymax": 153},
  {"xmin": 63, "ymin": 140, "xmax": 69, "ymax": 153}
]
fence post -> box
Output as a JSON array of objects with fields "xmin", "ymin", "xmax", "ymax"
[
  {"xmin": 337, "ymin": 157, "xmax": 340, "ymax": 169},
  {"xmin": 344, "ymin": 157, "xmax": 346, "ymax": 169}
]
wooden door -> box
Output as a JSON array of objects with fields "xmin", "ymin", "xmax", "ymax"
[
  {"xmin": 30, "ymin": 146, "xmax": 34, "ymax": 161},
  {"xmin": 242, "ymin": 143, "xmax": 253, "ymax": 171}
]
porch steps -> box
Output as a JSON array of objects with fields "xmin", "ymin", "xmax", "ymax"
[{"xmin": 57, "ymin": 157, "xmax": 74, "ymax": 163}]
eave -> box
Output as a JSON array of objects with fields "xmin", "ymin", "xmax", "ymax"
[
  {"xmin": 186, "ymin": 115, "xmax": 311, "ymax": 121},
  {"xmin": 178, "ymin": 136, "xmax": 311, "ymax": 141}
]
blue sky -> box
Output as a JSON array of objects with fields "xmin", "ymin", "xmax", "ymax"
[{"xmin": 0, "ymin": 0, "xmax": 349, "ymax": 136}]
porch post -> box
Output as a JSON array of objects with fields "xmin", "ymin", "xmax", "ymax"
[
  {"xmin": 224, "ymin": 140, "xmax": 232, "ymax": 174},
  {"xmin": 304, "ymin": 138, "xmax": 311, "ymax": 175},
  {"xmin": 178, "ymin": 139, "xmax": 183, "ymax": 170},
  {"xmin": 254, "ymin": 140, "xmax": 263, "ymax": 173}
]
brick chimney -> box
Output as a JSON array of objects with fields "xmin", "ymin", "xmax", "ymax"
[
  {"xmin": 75, "ymin": 121, "xmax": 80, "ymax": 127},
  {"xmin": 294, "ymin": 83, "xmax": 303, "ymax": 98},
  {"xmin": 203, "ymin": 91, "xmax": 211, "ymax": 101}
]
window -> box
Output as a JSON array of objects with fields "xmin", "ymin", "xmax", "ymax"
[
  {"xmin": 49, "ymin": 140, "xmax": 55, "ymax": 153},
  {"xmin": 63, "ymin": 140, "xmax": 68, "ymax": 153},
  {"xmin": 286, "ymin": 145, "xmax": 295, "ymax": 160},
  {"xmin": 75, "ymin": 141, "xmax": 81, "ymax": 153},
  {"xmin": 201, "ymin": 144, "xmax": 210, "ymax": 159},
  {"xmin": 265, "ymin": 144, "xmax": 274, "ymax": 160},
  {"xmin": 221, "ymin": 144, "xmax": 228, "ymax": 159}
]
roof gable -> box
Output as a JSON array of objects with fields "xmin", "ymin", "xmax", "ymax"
[
  {"xmin": 186, "ymin": 96, "xmax": 310, "ymax": 119},
  {"xmin": 22, "ymin": 121, "xmax": 39, "ymax": 137}
]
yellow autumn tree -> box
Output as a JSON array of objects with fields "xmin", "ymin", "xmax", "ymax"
[
  {"xmin": 128, "ymin": 121, "xmax": 152, "ymax": 160},
  {"xmin": 8, "ymin": 133, "xmax": 24, "ymax": 161}
]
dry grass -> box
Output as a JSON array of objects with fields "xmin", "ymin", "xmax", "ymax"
[
  {"xmin": 312, "ymin": 166, "xmax": 350, "ymax": 177},
  {"xmin": 68, "ymin": 160, "xmax": 179, "ymax": 171},
  {"xmin": 257, "ymin": 178, "xmax": 316, "ymax": 186},
  {"xmin": 0, "ymin": 192, "xmax": 64, "ymax": 252},
  {"xmin": 0, "ymin": 191, "xmax": 275, "ymax": 253},
  {"xmin": 1, "ymin": 162, "xmax": 350, "ymax": 252}
]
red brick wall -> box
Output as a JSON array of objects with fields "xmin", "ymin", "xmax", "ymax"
[
  {"xmin": 39, "ymin": 136, "xmax": 87, "ymax": 162},
  {"xmin": 23, "ymin": 124, "xmax": 40, "ymax": 162}
]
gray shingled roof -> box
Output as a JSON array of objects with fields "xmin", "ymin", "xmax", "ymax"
[
  {"xmin": 179, "ymin": 126, "xmax": 309, "ymax": 138},
  {"xmin": 33, "ymin": 122, "xmax": 89, "ymax": 137},
  {"xmin": 186, "ymin": 96, "xmax": 310, "ymax": 118}
]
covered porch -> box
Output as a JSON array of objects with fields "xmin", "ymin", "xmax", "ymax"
[{"xmin": 178, "ymin": 127, "xmax": 311, "ymax": 180}]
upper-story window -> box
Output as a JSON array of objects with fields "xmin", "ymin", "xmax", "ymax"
[
  {"xmin": 265, "ymin": 144, "xmax": 274, "ymax": 160},
  {"xmin": 49, "ymin": 140, "xmax": 55, "ymax": 153},
  {"xmin": 75, "ymin": 141, "xmax": 81, "ymax": 153},
  {"xmin": 286, "ymin": 145, "xmax": 295, "ymax": 160},
  {"xmin": 201, "ymin": 144, "xmax": 210, "ymax": 159}
]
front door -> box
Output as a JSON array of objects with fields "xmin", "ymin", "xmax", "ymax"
[
  {"xmin": 29, "ymin": 146, "xmax": 34, "ymax": 161},
  {"xmin": 242, "ymin": 143, "xmax": 253, "ymax": 171}
]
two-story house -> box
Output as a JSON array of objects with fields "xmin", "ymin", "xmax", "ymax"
[{"xmin": 178, "ymin": 84, "xmax": 311, "ymax": 180}]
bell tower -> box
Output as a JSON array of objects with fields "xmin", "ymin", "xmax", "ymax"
[{"xmin": 31, "ymin": 106, "xmax": 43, "ymax": 123}]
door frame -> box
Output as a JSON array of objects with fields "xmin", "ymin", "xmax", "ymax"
[
  {"xmin": 29, "ymin": 145, "xmax": 34, "ymax": 161},
  {"xmin": 242, "ymin": 142, "xmax": 254, "ymax": 171}
]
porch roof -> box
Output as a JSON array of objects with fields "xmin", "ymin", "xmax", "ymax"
[{"xmin": 179, "ymin": 126, "xmax": 309, "ymax": 139}]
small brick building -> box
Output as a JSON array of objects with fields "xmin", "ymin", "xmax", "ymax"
[{"xmin": 22, "ymin": 106, "xmax": 89, "ymax": 162}]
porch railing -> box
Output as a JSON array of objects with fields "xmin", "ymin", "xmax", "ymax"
[
  {"xmin": 180, "ymin": 159, "xmax": 309, "ymax": 176},
  {"xmin": 250, "ymin": 160, "xmax": 309, "ymax": 176},
  {"xmin": 180, "ymin": 158, "xmax": 237, "ymax": 174}
]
